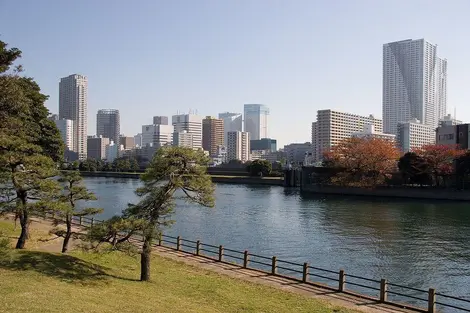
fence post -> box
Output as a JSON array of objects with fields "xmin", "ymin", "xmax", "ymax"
[
  {"xmin": 428, "ymin": 288, "xmax": 436, "ymax": 313},
  {"xmin": 302, "ymin": 263, "xmax": 309, "ymax": 282},
  {"xmin": 218, "ymin": 245, "xmax": 224, "ymax": 261},
  {"xmin": 339, "ymin": 269, "xmax": 345, "ymax": 292},
  {"xmin": 91, "ymin": 217, "xmax": 94, "ymax": 227},
  {"xmin": 158, "ymin": 235, "xmax": 162, "ymax": 246},
  {"xmin": 79, "ymin": 216, "xmax": 82, "ymax": 225},
  {"xmin": 380, "ymin": 279, "xmax": 388, "ymax": 302},
  {"xmin": 176, "ymin": 236, "xmax": 181, "ymax": 251},
  {"xmin": 243, "ymin": 250, "xmax": 249, "ymax": 268},
  {"xmin": 271, "ymin": 256, "xmax": 277, "ymax": 275},
  {"xmin": 196, "ymin": 240, "xmax": 200, "ymax": 256}
]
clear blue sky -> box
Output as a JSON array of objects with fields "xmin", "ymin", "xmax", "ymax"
[{"xmin": 1, "ymin": 0, "xmax": 470, "ymax": 147}]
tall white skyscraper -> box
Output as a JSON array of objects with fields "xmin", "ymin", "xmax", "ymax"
[
  {"xmin": 172, "ymin": 114, "xmax": 203, "ymax": 149},
  {"xmin": 244, "ymin": 104, "xmax": 269, "ymax": 140},
  {"xmin": 54, "ymin": 119, "xmax": 74, "ymax": 152},
  {"xmin": 383, "ymin": 39, "xmax": 447, "ymax": 134},
  {"xmin": 218, "ymin": 112, "xmax": 243, "ymax": 146},
  {"xmin": 59, "ymin": 74, "xmax": 88, "ymax": 160}
]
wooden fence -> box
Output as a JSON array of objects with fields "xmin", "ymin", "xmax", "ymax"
[{"xmin": 69, "ymin": 215, "xmax": 470, "ymax": 313}]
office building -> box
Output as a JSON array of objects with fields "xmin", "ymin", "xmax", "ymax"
[
  {"xmin": 352, "ymin": 124, "xmax": 396, "ymax": 142},
  {"xmin": 134, "ymin": 133, "xmax": 143, "ymax": 147},
  {"xmin": 436, "ymin": 123, "xmax": 470, "ymax": 149},
  {"xmin": 397, "ymin": 119, "xmax": 435, "ymax": 152},
  {"xmin": 120, "ymin": 136, "xmax": 135, "ymax": 150},
  {"xmin": 53, "ymin": 118, "xmax": 74, "ymax": 152},
  {"xmin": 172, "ymin": 114, "xmax": 203, "ymax": 149},
  {"xmin": 250, "ymin": 138, "xmax": 277, "ymax": 152},
  {"xmin": 202, "ymin": 116, "xmax": 224, "ymax": 156},
  {"xmin": 173, "ymin": 130, "xmax": 194, "ymax": 148},
  {"xmin": 218, "ymin": 112, "xmax": 243, "ymax": 145},
  {"xmin": 227, "ymin": 131, "xmax": 250, "ymax": 162},
  {"xmin": 59, "ymin": 74, "xmax": 88, "ymax": 159},
  {"xmin": 141, "ymin": 124, "xmax": 173, "ymax": 147},
  {"xmin": 439, "ymin": 114, "xmax": 462, "ymax": 127},
  {"xmin": 244, "ymin": 104, "xmax": 269, "ymax": 140},
  {"xmin": 105, "ymin": 140, "xmax": 122, "ymax": 162},
  {"xmin": 96, "ymin": 109, "xmax": 120, "ymax": 144},
  {"xmin": 284, "ymin": 143, "xmax": 312, "ymax": 165},
  {"xmin": 87, "ymin": 136, "xmax": 110, "ymax": 160},
  {"xmin": 153, "ymin": 116, "xmax": 169, "ymax": 125},
  {"xmin": 312, "ymin": 109, "xmax": 383, "ymax": 161},
  {"xmin": 383, "ymin": 39, "xmax": 447, "ymax": 135}
]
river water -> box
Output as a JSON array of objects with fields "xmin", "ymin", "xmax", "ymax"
[{"xmin": 82, "ymin": 177, "xmax": 470, "ymax": 310}]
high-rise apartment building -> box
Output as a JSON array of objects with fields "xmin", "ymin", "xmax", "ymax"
[
  {"xmin": 153, "ymin": 116, "xmax": 169, "ymax": 125},
  {"xmin": 59, "ymin": 74, "xmax": 88, "ymax": 159},
  {"xmin": 96, "ymin": 109, "xmax": 120, "ymax": 145},
  {"xmin": 244, "ymin": 104, "xmax": 269, "ymax": 140},
  {"xmin": 54, "ymin": 119, "xmax": 74, "ymax": 152},
  {"xmin": 172, "ymin": 114, "xmax": 203, "ymax": 149},
  {"xmin": 383, "ymin": 39, "xmax": 447, "ymax": 135},
  {"xmin": 227, "ymin": 131, "xmax": 250, "ymax": 162},
  {"xmin": 202, "ymin": 116, "xmax": 224, "ymax": 156},
  {"xmin": 397, "ymin": 119, "xmax": 435, "ymax": 152},
  {"xmin": 141, "ymin": 124, "xmax": 173, "ymax": 147},
  {"xmin": 312, "ymin": 109, "xmax": 383, "ymax": 161},
  {"xmin": 218, "ymin": 112, "xmax": 243, "ymax": 145},
  {"xmin": 87, "ymin": 136, "xmax": 110, "ymax": 160}
]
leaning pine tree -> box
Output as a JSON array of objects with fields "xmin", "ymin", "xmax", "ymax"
[{"xmin": 125, "ymin": 146, "xmax": 215, "ymax": 281}]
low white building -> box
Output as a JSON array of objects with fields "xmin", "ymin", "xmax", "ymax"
[
  {"xmin": 397, "ymin": 119, "xmax": 435, "ymax": 152},
  {"xmin": 352, "ymin": 124, "xmax": 396, "ymax": 142}
]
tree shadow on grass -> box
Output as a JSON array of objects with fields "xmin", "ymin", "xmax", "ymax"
[{"xmin": 0, "ymin": 250, "xmax": 139, "ymax": 284}]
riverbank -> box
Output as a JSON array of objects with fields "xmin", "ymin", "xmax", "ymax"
[
  {"xmin": 0, "ymin": 218, "xmax": 369, "ymax": 313},
  {"xmin": 301, "ymin": 184, "xmax": 470, "ymax": 201},
  {"xmin": 77, "ymin": 171, "xmax": 284, "ymax": 186}
]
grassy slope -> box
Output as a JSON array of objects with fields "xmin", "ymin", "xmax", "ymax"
[{"xmin": 0, "ymin": 221, "xmax": 355, "ymax": 313}]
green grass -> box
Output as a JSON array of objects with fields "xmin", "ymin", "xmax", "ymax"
[{"xmin": 0, "ymin": 221, "xmax": 357, "ymax": 313}]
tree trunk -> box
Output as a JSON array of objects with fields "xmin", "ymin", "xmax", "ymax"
[
  {"xmin": 140, "ymin": 235, "xmax": 152, "ymax": 281},
  {"xmin": 15, "ymin": 207, "xmax": 28, "ymax": 249},
  {"xmin": 62, "ymin": 215, "xmax": 72, "ymax": 253}
]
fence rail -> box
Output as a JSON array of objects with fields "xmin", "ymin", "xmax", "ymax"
[{"xmin": 58, "ymin": 214, "xmax": 470, "ymax": 313}]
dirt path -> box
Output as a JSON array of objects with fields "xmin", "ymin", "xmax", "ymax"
[{"xmin": 2, "ymin": 217, "xmax": 418, "ymax": 313}]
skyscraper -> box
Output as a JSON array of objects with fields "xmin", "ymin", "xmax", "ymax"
[
  {"xmin": 244, "ymin": 104, "xmax": 269, "ymax": 140},
  {"xmin": 227, "ymin": 131, "xmax": 250, "ymax": 162},
  {"xmin": 202, "ymin": 116, "xmax": 224, "ymax": 156},
  {"xmin": 383, "ymin": 39, "xmax": 447, "ymax": 134},
  {"xmin": 59, "ymin": 74, "xmax": 88, "ymax": 160},
  {"xmin": 153, "ymin": 116, "xmax": 169, "ymax": 125},
  {"xmin": 96, "ymin": 109, "xmax": 120, "ymax": 144},
  {"xmin": 172, "ymin": 114, "xmax": 203, "ymax": 149},
  {"xmin": 218, "ymin": 112, "xmax": 243, "ymax": 145}
]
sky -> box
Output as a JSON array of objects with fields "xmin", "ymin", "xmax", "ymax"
[{"xmin": 1, "ymin": 0, "xmax": 470, "ymax": 147}]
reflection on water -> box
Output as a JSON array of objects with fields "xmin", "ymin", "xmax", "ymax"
[{"xmin": 82, "ymin": 177, "xmax": 470, "ymax": 305}]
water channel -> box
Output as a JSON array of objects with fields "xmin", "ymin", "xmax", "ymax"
[{"xmin": 82, "ymin": 177, "xmax": 470, "ymax": 310}]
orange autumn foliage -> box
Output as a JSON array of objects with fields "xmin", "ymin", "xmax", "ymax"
[{"xmin": 323, "ymin": 137, "xmax": 400, "ymax": 187}]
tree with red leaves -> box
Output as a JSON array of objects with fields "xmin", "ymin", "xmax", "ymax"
[
  {"xmin": 324, "ymin": 137, "xmax": 400, "ymax": 187},
  {"xmin": 413, "ymin": 144, "xmax": 465, "ymax": 186}
]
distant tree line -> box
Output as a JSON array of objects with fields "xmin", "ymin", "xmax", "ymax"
[{"xmin": 62, "ymin": 156, "xmax": 149, "ymax": 173}]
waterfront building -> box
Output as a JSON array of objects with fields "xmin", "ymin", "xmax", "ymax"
[
  {"xmin": 284, "ymin": 142, "xmax": 312, "ymax": 166},
  {"xmin": 397, "ymin": 118, "xmax": 435, "ymax": 152},
  {"xmin": 87, "ymin": 136, "xmax": 110, "ymax": 160},
  {"xmin": 141, "ymin": 124, "xmax": 173, "ymax": 147},
  {"xmin": 172, "ymin": 114, "xmax": 203, "ymax": 149},
  {"xmin": 218, "ymin": 112, "xmax": 243, "ymax": 145},
  {"xmin": 244, "ymin": 104, "xmax": 269, "ymax": 140},
  {"xmin": 227, "ymin": 131, "xmax": 250, "ymax": 162},
  {"xmin": 312, "ymin": 109, "xmax": 383, "ymax": 162},
  {"xmin": 96, "ymin": 109, "xmax": 120, "ymax": 144},
  {"xmin": 202, "ymin": 116, "xmax": 224, "ymax": 156},
  {"xmin": 59, "ymin": 74, "xmax": 88, "ymax": 159},
  {"xmin": 383, "ymin": 39, "xmax": 447, "ymax": 135}
]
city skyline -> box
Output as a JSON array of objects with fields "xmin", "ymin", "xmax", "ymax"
[{"xmin": 3, "ymin": 1, "xmax": 470, "ymax": 147}]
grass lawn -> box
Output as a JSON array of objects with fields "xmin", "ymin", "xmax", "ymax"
[{"xmin": 0, "ymin": 221, "xmax": 355, "ymax": 313}]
